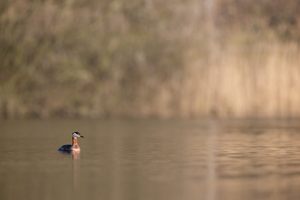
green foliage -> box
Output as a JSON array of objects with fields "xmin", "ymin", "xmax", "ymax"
[{"xmin": 1, "ymin": 0, "xmax": 300, "ymax": 118}]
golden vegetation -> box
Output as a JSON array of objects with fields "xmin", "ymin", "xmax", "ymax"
[{"xmin": 1, "ymin": 0, "xmax": 300, "ymax": 119}]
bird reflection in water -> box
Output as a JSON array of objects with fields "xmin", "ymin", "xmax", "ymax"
[
  {"xmin": 72, "ymin": 150, "xmax": 80, "ymax": 160},
  {"xmin": 72, "ymin": 151, "xmax": 81, "ymax": 192}
]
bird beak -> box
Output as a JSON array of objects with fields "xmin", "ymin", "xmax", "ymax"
[{"xmin": 80, "ymin": 135, "xmax": 84, "ymax": 138}]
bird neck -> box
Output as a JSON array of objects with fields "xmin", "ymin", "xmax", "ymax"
[{"xmin": 72, "ymin": 137, "xmax": 79, "ymax": 147}]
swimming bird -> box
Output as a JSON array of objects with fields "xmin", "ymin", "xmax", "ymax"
[{"xmin": 58, "ymin": 131, "xmax": 84, "ymax": 153}]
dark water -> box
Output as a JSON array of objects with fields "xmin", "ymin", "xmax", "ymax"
[{"xmin": 1, "ymin": 119, "xmax": 300, "ymax": 200}]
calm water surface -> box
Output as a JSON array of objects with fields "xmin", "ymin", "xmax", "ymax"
[{"xmin": 1, "ymin": 119, "xmax": 300, "ymax": 200}]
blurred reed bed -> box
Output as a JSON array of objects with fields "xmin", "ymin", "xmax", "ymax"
[{"xmin": 1, "ymin": 0, "xmax": 300, "ymax": 119}]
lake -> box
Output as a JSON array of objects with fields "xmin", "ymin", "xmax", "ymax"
[{"xmin": 1, "ymin": 119, "xmax": 300, "ymax": 200}]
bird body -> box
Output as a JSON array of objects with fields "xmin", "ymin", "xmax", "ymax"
[{"xmin": 58, "ymin": 131, "xmax": 84, "ymax": 153}]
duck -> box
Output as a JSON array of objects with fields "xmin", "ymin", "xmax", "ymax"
[{"xmin": 58, "ymin": 131, "xmax": 84, "ymax": 153}]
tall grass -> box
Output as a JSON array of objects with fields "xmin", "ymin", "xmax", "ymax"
[{"xmin": 181, "ymin": 42, "xmax": 300, "ymax": 119}]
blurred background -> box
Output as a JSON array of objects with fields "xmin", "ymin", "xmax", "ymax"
[
  {"xmin": 1, "ymin": 0, "xmax": 300, "ymax": 119},
  {"xmin": 3, "ymin": 2, "xmax": 300, "ymax": 200}
]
